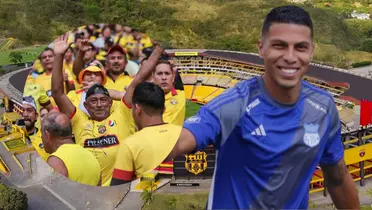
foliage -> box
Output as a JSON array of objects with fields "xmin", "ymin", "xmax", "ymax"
[
  {"xmin": 140, "ymin": 180, "xmax": 156, "ymax": 208},
  {"xmin": 361, "ymin": 38, "xmax": 372, "ymax": 52},
  {"xmin": 348, "ymin": 58, "xmax": 371, "ymax": 68},
  {"xmin": 0, "ymin": 0, "xmax": 372, "ymax": 68},
  {"xmin": 165, "ymin": 196, "xmax": 178, "ymax": 210},
  {"xmin": 0, "ymin": 183, "xmax": 28, "ymax": 210},
  {"xmin": 143, "ymin": 192, "xmax": 208, "ymax": 210},
  {"xmin": 8, "ymin": 52, "xmax": 23, "ymax": 64}
]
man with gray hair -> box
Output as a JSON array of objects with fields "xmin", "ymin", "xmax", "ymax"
[{"xmin": 41, "ymin": 112, "xmax": 102, "ymax": 186}]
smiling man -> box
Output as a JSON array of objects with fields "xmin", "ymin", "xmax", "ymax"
[{"xmin": 165, "ymin": 5, "xmax": 360, "ymax": 209}]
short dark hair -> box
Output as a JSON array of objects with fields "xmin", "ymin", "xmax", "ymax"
[
  {"xmin": 41, "ymin": 112, "xmax": 72, "ymax": 139},
  {"xmin": 86, "ymin": 84, "xmax": 110, "ymax": 100},
  {"xmin": 132, "ymin": 82, "xmax": 165, "ymax": 115},
  {"xmin": 155, "ymin": 60, "xmax": 173, "ymax": 73},
  {"xmin": 262, "ymin": 5, "xmax": 313, "ymax": 38},
  {"xmin": 39, "ymin": 47, "xmax": 54, "ymax": 59}
]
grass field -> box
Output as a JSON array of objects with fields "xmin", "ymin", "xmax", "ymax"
[
  {"xmin": 4, "ymin": 138, "xmax": 26, "ymax": 150},
  {"xmin": 144, "ymin": 192, "xmax": 208, "ymax": 210},
  {"xmin": 185, "ymin": 101, "xmax": 201, "ymax": 119},
  {"xmin": 0, "ymin": 45, "xmax": 46, "ymax": 66}
]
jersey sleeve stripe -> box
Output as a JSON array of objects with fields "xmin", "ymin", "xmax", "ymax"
[
  {"xmin": 69, "ymin": 107, "xmax": 77, "ymax": 119},
  {"xmin": 112, "ymin": 168, "xmax": 134, "ymax": 181},
  {"xmin": 122, "ymin": 97, "xmax": 132, "ymax": 109}
]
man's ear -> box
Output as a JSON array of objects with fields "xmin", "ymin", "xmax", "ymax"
[
  {"xmin": 257, "ymin": 38, "xmax": 264, "ymax": 57},
  {"xmin": 134, "ymin": 104, "xmax": 141, "ymax": 115}
]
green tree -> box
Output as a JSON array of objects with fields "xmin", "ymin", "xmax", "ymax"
[
  {"xmin": 8, "ymin": 52, "xmax": 24, "ymax": 64},
  {"xmin": 361, "ymin": 38, "xmax": 372, "ymax": 52},
  {"xmin": 0, "ymin": 183, "xmax": 28, "ymax": 210}
]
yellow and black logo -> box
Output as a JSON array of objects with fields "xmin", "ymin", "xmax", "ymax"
[{"xmin": 185, "ymin": 151, "xmax": 208, "ymax": 175}]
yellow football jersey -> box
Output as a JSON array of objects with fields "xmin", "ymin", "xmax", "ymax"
[
  {"xmin": 50, "ymin": 144, "xmax": 101, "ymax": 186},
  {"xmin": 35, "ymin": 71, "xmax": 75, "ymax": 106},
  {"xmin": 70, "ymin": 101, "xmax": 133, "ymax": 186},
  {"xmin": 105, "ymin": 74, "xmax": 133, "ymax": 92},
  {"xmin": 66, "ymin": 89, "xmax": 84, "ymax": 108},
  {"xmin": 163, "ymin": 89, "xmax": 186, "ymax": 127},
  {"xmin": 64, "ymin": 61, "xmax": 79, "ymax": 88},
  {"xmin": 29, "ymin": 129, "xmax": 50, "ymax": 162},
  {"xmin": 112, "ymin": 124, "xmax": 182, "ymax": 181}
]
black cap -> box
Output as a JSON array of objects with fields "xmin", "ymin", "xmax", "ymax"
[{"xmin": 85, "ymin": 84, "xmax": 110, "ymax": 100}]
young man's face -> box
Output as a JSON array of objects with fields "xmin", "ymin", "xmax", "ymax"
[
  {"xmin": 64, "ymin": 49, "xmax": 73, "ymax": 61},
  {"xmin": 83, "ymin": 71, "xmax": 104, "ymax": 85},
  {"xmin": 40, "ymin": 50, "xmax": 55, "ymax": 71},
  {"xmin": 152, "ymin": 64, "xmax": 174, "ymax": 94},
  {"xmin": 258, "ymin": 23, "xmax": 314, "ymax": 89}
]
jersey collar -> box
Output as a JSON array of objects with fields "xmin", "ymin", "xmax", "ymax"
[{"xmin": 165, "ymin": 88, "xmax": 177, "ymax": 100}]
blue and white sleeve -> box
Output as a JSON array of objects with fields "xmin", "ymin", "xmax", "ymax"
[{"xmin": 183, "ymin": 106, "xmax": 222, "ymax": 151}]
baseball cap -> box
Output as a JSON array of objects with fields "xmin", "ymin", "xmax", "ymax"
[
  {"xmin": 23, "ymin": 96, "xmax": 37, "ymax": 111},
  {"xmin": 85, "ymin": 84, "xmax": 110, "ymax": 100},
  {"xmin": 78, "ymin": 65, "xmax": 107, "ymax": 85},
  {"xmin": 107, "ymin": 45, "xmax": 127, "ymax": 56}
]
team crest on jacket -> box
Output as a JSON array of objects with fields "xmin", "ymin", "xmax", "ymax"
[
  {"xmin": 303, "ymin": 123, "xmax": 320, "ymax": 147},
  {"xmin": 98, "ymin": 125, "xmax": 106, "ymax": 134},
  {"xmin": 170, "ymin": 98, "xmax": 178, "ymax": 105}
]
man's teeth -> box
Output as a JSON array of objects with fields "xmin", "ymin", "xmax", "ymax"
[{"xmin": 281, "ymin": 68, "xmax": 297, "ymax": 74}]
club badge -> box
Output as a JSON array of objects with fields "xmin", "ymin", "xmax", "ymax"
[
  {"xmin": 303, "ymin": 123, "xmax": 320, "ymax": 148},
  {"xmin": 170, "ymin": 98, "xmax": 178, "ymax": 105},
  {"xmin": 98, "ymin": 125, "xmax": 106, "ymax": 134}
]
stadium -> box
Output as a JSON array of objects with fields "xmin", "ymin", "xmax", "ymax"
[{"xmin": 1, "ymin": 47, "xmax": 372, "ymax": 208}]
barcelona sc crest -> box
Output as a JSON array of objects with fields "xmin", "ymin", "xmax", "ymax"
[
  {"xmin": 185, "ymin": 151, "xmax": 208, "ymax": 175},
  {"xmin": 303, "ymin": 123, "xmax": 320, "ymax": 148}
]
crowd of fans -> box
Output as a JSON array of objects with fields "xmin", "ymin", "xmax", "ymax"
[{"xmin": 22, "ymin": 24, "xmax": 186, "ymax": 186}]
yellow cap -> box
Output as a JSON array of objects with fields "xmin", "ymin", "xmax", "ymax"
[{"xmin": 78, "ymin": 65, "xmax": 107, "ymax": 85}]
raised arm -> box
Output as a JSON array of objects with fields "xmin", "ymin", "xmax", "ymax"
[
  {"xmin": 51, "ymin": 34, "xmax": 76, "ymax": 117},
  {"xmin": 123, "ymin": 45, "xmax": 164, "ymax": 107},
  {"xmin": 72, "ymin": 39, "xmax": 91, "ymax": 77},
  {"xmin": 165, "ymin": 105, "xmax": 223, "ymax": 161}
]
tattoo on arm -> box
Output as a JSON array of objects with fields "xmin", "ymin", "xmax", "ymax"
[{"xmin": 321, "ymin": 160, "xmax": 348, "ymax": 188}]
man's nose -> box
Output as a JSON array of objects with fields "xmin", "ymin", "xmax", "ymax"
[{"xmin": 283, "ymin": 47, "xmax": 297, "ymax": 64}]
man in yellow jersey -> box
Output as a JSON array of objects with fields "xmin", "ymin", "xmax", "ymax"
[
  {"xmin": 152, "ymin": 60, "xmax": 185, "ymax": 126},
  {"xmin": 50, "ymin": 34, "xmax": 158, "ymax": 186},
  {"xmin": 41, "ymin": 112, "xmax": 101, "ymax": 186},
  {"xmin": 22, "ymin": 96, "xmax": 50, "ymax": 161},
  {"xmin": 23, "ymin": 73, "xmax": 54, "ymax": 113},
  {"xmin": 109, "ymin": 60, "xmax": 185, "ymax": 126},
  {"xmin": 23, "ymin": 74, "xmax": 54, "ymax": 129},
  {"xmin": 35, "ymin": 48, "xmax": 75, "ymax": 105},
  {"xmin": 110, "ymin": 82, "xmax": 182, "ymax": 185},
  {"xmin": 73, "ymin": 39, "xmax": 133, "ymax": 91}
]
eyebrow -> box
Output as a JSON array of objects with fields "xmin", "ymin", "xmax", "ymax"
[{"xmin": 271, "ymin": 39, "xmax": 310, "ymax": 46}]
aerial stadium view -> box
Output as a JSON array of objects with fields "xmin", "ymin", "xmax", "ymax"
[{"xmin": 1, "ymin": 0, "xmax": 372, "ymax": 210}]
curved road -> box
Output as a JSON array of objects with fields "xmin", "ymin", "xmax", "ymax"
[
  {"xmin": 9, "ymin": 69, "xmax": 29, "ymax": 93},
  {"xmin": 8, "ymin": 50, "xmax": 372, "ymax": 101}
]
